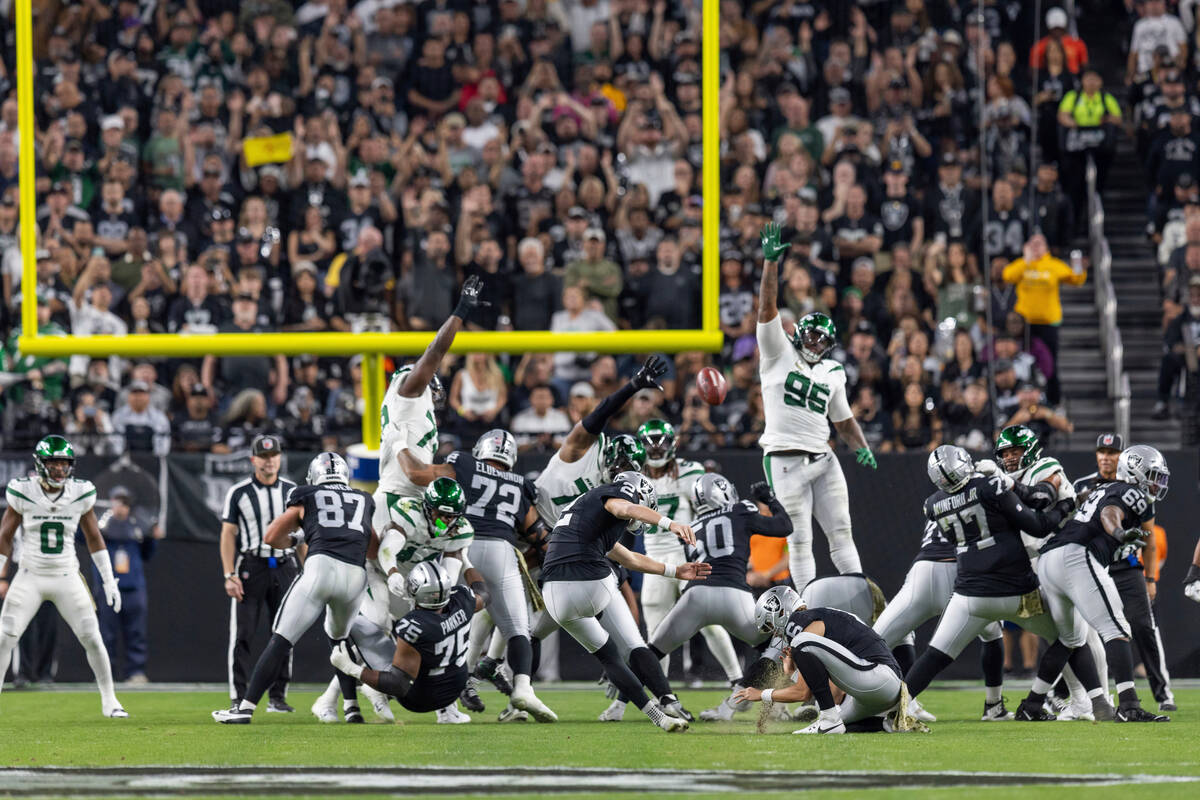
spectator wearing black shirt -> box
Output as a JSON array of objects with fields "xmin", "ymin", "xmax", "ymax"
[
  {"xmin": 830, "ymin": 184, "xmax": 883, "ymax": 280},
  {"xmin": 1146, "ymin": 108, "xmax": 1200, "ymax": 213},
  {"xmin": 167, "ymin": 263, "xmax": 227, "ymax": 334},
  {"xmin": 406, "ymin": 228, "xmax": 456, "ymax": 330},
  {"xmin": 973, "ymin": 178, "xmax": 1030, "ymax": 265},
  {"xmin": 511, "ymin": 237, "xmax": 560, "ymax": 331},
  {"xmin": 282, "ymin": 262, "xmax": 332, "ymax": 333},
  {"xmin": 408, "ymin": 37, "xmax": 460, "ymax": 117},
  {"xmin": 852, "ymin": 384, "xmax": 893, "ymax": 453},
  {"xmin": 173, "ymin": 382, "xmax": 221, "ymax": 453},
  {"xmin": 923, "ymin": 152, "xmax": 977, "ymax": 244},
  {"xmin": 643, "ymin": 237, "xmax": 701, "ymax": 330},
  {"xmin": 1032, "ymin": 161, "xmax": 1074, "ymax": 251},
  {"xmin": 201, "ymin": 294, "xmax": 289, "ymax": 411},
  {"xmin": 463, "ymin": 236, "xmax": 508, "ymax": 330},
  {"xmin": 879, "ymin": 160, "xmax": 923, "ymax": 257}
]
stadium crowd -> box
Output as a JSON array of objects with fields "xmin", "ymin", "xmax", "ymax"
[{"xmin": 0, "ymin": 0, "xmax": 1116, "ymax": 457}]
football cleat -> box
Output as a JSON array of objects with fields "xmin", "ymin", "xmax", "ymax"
[
  {"xmin": 728, "ymin": 684, "xmax": 753, "ymax": 713},
  {"xmin": 660, "ymin": 694, "xmax": 694, "ymax": 722},
  {"xmin": 793, "ymin": 711, "xmax": 845, "ymax": 735},
  {"xmin": 651, "ymin": 704, "xmax": 689, "ymax": 732},
  {"xmin": 105, "ymin": 707, "xmax": 129, "ymax": 718},
  {"xmin": 212, "ymin": 707, "xmax": 252, "ymax": 724},
  {"xmin": 981, "ymin": 698, "xmax": 1014, "ymax": 721},
  {"xmin": 459, "ymin": 677, "xmax": 485, "ymax": 713},
  {"xmin": 475, "ymin": 656, "xmax": 513, "ymax": 696},
  {"xmin": 598, "ymin": 699, "xmax": 627, "ymax": 722},
  {"xmin": 1091, "ymin": 697, "xmax": 1116, "ymax": 722},
  {"xmin": 362, "ymin": 685, "xmax": 395, "ymax": 722},
  {"xmin": 1014, "ymin": 699, "xmax": 1057, "ymax": 721},
  {"xmin": 311, "ymin": 695, "xmax": 339, "ymax": 723},
  {"xmin": 510, "ymin": 685, "xmax": 558, "ymax": 723},
  {"xmin": 789, "ymin": 702, "xmax": 818, "ymax": 724},
  {"xmin": 1056, "ymin": 696, "xmax": 1095, "ymax": 721},
  {"xmin": 1046, "ymin": 692, "xmax": 1070, "ymax": 715},
  {"xmin": 698, "ymin": 698, "xmax": 736, "ymax": 722},
  {"xmin": 436, "ymin": 705, "xmax": 471, "ymax": 724},
  {"xmin": 343, "ymin": 704, "xmax": 365, "ymax": 724},
  {"xmin": 908, "ymin": 697, "xmax": 936, "ymax": 723},
  {"xmin": 1160, "ymin": 698, "xmax": 1178, "ymax": 712},
  {"xmin": 266, "ymin": 699, "xmax": 294, "ymax": 713},
  {"xmin": 497, "ymin": 703, "xmax": 529, "ymax": 723},
  {"xmin": 1115, "ymin": 705, "xmax": 1170, "ymax": 723}
]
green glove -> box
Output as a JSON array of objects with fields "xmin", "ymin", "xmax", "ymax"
[
  {"xmin": 855, "ymin": 447, "xmax": 877, "ymax": 470},
  {"xmin": 760, "ymin": 221, "xmax": 791, "ymax": 262}
]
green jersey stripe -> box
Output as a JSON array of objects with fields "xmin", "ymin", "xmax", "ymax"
[{"xmin": 6, "ymin": 487, "xmax": 34, "ymax": 505}]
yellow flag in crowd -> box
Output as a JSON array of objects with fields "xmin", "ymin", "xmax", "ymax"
[{"xmin": 243, "ymin": 132, "xmax": 294, "ymax": 167}]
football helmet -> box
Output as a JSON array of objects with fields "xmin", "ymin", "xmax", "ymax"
[
  {"xmin": 1117, "ymin": 445, "xmax": 1170, "ymax": 502},
  {"xmin": 995, "ymin": 425, "xmax": 1042, "ymax": 473},
  {"xmin": 423, "ymin": 477, "xmax": 467, "ymax": 535},
  {"xmin": 691, "ymin": 473, "xmax": 739, "ymax": 513},
  {"xmin": 927, "ymin": 445, "xmax": 974, "ymax": 494},
  {"xmin": 407, "ymin": 561, "xmax": 454, "ymax": 610},
  {"xmin": 754, "ymin": 586, "xmax": 805, "ymax": 635},
  {"xmin": 601, "ymin": 434, "xmax": 647, "ymax": 481},
  {"xmin": 473, "ymin": 429, "xmax": 518, "ymax": 470},
  {"xmin": 307, "ymin": 452, "xmax": 350, "ymax": 486},
  {"xmin": 791, "ymin": 312, "xmax": 837, "ymax": 364},
  {"xmin": 33, "ymin": 435, "xmax": 75, "ymax": 490},
  {"xmin": 637, "ymin": 419, "xmax": 677, "ymax": 468},
  {"xmin": 614, "ymin": 470, "xmax": 656, "ymax": 532}
]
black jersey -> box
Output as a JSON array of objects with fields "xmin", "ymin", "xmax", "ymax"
[
  {"xmin": 784, "ymin": 607, "xmax": 901, "ymax": 679},
  {"xmin": 446, "ymin": 451, "xmax": 536, "ymax": 544},
  {"xmin": 1072, "ymin": 473, "xmax": 1147, "ymax": 573},
  {"xmin": 924, "ymin": 475, "xmax": 1063, "ymax": 597},
  {"xmin": 541, "ymin": 482, "xmax": 635, "ymax": 582},
  {"xmin": 1072, "ymin": 472, "xmax": 1112, "ymax": 496},
  {"xmin": 684, "ymin": 498, "xmax": 791, "ymax": 592},
  {"xmin": 1041, "ymin": 481, "xmax": 1154, "ymax": 566},
  {"xmin": 286, "ymin": 483, "xmax": 374, "ymax": 567},
  {"xmin": 914, "ymin": 518, "xmax": 957, "ymax": 563},
  {"xmin": 392, "ymin": 584, "xmax": 476, "ymax": 713}
]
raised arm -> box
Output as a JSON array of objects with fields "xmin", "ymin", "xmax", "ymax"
[
  {"xmin": 556, "ymin": 357, "xmax": 667, "ymax": 462},
  {"xmin": 758, "ymin": 222, "xmax": 790, "ymax": 323},
  {"xmin": 746, "ymin": 483, "xmax": 794, "ymax": 537},
  {"xmin": 399, "ymin": 275, "xmax": 487, "ymax": 398},
  {"xmin": 397, "ymin": 450, "xmax": 454, "ymax": 486}
]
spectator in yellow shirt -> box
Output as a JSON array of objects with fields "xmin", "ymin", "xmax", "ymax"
[{"xmin": 1001, "ymin": 234, "xmax": 1086, "ymax": 403}]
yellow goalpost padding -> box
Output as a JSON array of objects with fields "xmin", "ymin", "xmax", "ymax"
[{"xmin": 13, "ymin": 0, "xmax": 723, "ymax": 448}]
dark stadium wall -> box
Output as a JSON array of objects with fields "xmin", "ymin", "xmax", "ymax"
[{"xmin": 35, "ymin": 451, "xmax": 1200, "ymax": 683}]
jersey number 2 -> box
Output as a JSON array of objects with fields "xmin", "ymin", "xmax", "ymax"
[{"xmin": 784, "ymin": 372, "xmax": 830, "ymax": 414}]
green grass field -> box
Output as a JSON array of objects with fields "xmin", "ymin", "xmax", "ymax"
[{"xmin": 0, "ymin": 685, "xmax": 1197, "ymax": 798}]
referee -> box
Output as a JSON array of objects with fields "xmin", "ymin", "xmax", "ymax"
[
  {"xmin": 220, "ymin": 434, "xmax": 302, "ymax": 712},
  {"xmin": 1072, "ymin": 432, "xmax": 1176, "ymax": 712}
]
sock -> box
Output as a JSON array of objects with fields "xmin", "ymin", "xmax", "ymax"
[
  {"xmin": 242, "ymin": 633, "xmax": 293, "ymax": 709},
  {"xmin": 508, "ymin": 635, "xmax": 533, "ymax": 679},
  {"xmin": 1104, "ymin": 639, "xmax": 1140, "ymax": 706},
  {"xmin": 904, "ymin": 647, "xmax": 954, "ymax": 698},
  {"xmin": 79, "ymin": 630, "xmax": 118, "ymax": 708},
  {"xmin": 892, "ymin": 643, "xmax": 916, "ymax": 675},
  {"xmin": 986, "ymin": 684, "xmax": 1003, "ymax": 704},
  {"xmin": 980, "ymin": 638, "xmax": 1005, "ymax": 691},
  {"xmin": 530, "ymin": 637, "xmax": 542, "ymax": 676},
  {"xmin": 319, "ymin": 676, "xmax": 340, "ymax": 704},
  {"xmin": 629, "ymin": 647, "xmax": 673, "ymax": 700},
  {"xmin": 790, "ymin": 648, "xmax": 834, "ymax": 709},
  {"xmin": 343, "ymin": 698, "xmax": 360, "ymax": 711},
  {"xmin": 330, "ymin": 638, "xmax": 359, "ymax": 705},
  {"xmin": 642, "ymin": 700, "xmax": 666, "ymax": 725},
  {"xmin": 1028, "ymin": 641, "xmax": 1073, "ymax": 703},
  {"xmin": 593, "ymin": 639, "xmax": 650, "ymax": 710}
]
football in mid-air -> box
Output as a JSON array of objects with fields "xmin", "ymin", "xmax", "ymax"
[{"xmin": 696, "ymin": 367, "xmax": 728, "ymax": 405}]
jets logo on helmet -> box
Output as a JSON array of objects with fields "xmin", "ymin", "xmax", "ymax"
[
  {"xmin": 927, "ymin": 445, "xmax": 974, "ymax": 493},
  {"xmin": 791, "ymin": 312, "xmax": 837, "ymax": 364},
  {"xmin": 1117, "ymin": 445, "xmax": 1170, "ymax": 501},
  {"xmin": 602, "ymin": 434, "xmax": 647, "ymax": 481},
  {"xmin": 307, "ymin": 452, "xmax": 350, "ymax": 486},
  {"xmin": 691, "ymin": 472, "xmax": 738, "ymax": 513},
  {"xmin": 637, "ymin": 419, "xmax": 677, "ymax": 469},
  {"xmin": 407, "ymin": 561, "xmax": 454, "ymax": 609},
  {"xmin": 995, "ymin": 425, "xmax": 1042, "ymax": 473},
  {"xmin": 33, "ymin": 435, "xmax": 75, "ymax": 491},
  {"xmin": 473, "ymin": 428, "xmax": 518, "ymax": 469},
  {"xmin": 754, "ymin": 585, "xmax": 805, "ymax": 635},
  {"xmin": 423, "ymin": 477, "xmax": 467, "ymax": 535}
]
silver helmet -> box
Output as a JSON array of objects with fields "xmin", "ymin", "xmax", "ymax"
[
  {"xmin": 307, "ymin": 452, "xmax": 350, "ymax": 486},
  {"xmin": 472, "ymin": 429, "xmax": 518, "ymax": 470},
  {"xmin": 407, "ymin": 561, "xmax": 454, "ymax": 610},
  {"xmin": 754, "ymin": 585, "xmax": 805, "ymax": 635},
  {"xmin": 927, "ymin": 445, "xmax": 974, "ymax": 494},
  {"xmin": 614, "ymin": 470, "xmax": 657, "ymax": 532},
  {"xmin": 691, "ymin": 473, "xmax": 738, "ymax": 514},
  {"xmin": 1117, "ymin": 445, "xmax": 1170, "ymax": 501}
]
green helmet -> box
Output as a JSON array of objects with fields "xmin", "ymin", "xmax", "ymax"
[
  {"xmin": 791, "ymin": 312, "xmax": 837, "ymax": 363},
  {"xmin": 637, "ymin": 419, "xmax": 676, "ymax": 469},
  {"xmin": 995, "ymin": 425, "xmax": 1042, "ymax": 473},
  {"xmin": 422, "ymin": 477, "xmax": 466, "ymax": 536},
  {"xmin": 602, "ymin": 434, "xmax": 646, "ymax": 482},
  {"xmin": 33, "ymin": 435, "xmax": 75, "ymax": 490}
]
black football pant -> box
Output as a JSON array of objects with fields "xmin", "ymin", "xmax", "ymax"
[
  {"xmin": 1110, "ymin": 568, "xmax": 1172, "ymax": 703},
  {"xmin": 228, "ymin": 555, "xmax": 299, "ymax": 703}
]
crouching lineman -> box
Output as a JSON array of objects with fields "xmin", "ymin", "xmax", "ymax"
[
  {"xmin": 331, "ymin": 561, "xmax": 489, "ymax": 716},
  {"xmin": 0, "ymin": 435, "xmax": 127, "ymax": 717},
  {"xmin": 214, "ymin": 453, "xmax": 374, "ymax": 724},
  {"xmin": 902, "ymin": 446, "xmax": 1114, "ymax": 722},
  {"xmin": 733, "ymin": 587, "xmax": 913, "ymax": 734},
  {"xmin": 646, "ymin": 475, "xmax": 792, "ymax": 721},
  {"xmin": 542, "ymin": 472, "xmax": 710, "ymax": 732}
]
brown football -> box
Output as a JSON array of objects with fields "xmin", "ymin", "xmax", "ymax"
[{"xmin": 696, "ymin": 366, "xmax": 728, "ymax": 406}]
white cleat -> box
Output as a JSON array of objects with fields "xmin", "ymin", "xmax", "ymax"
[
  {"xmin": 598, "ymin": 699, "xmax": 626, "ymax": 721},
  {"xmin": 652, "ymin": 705, "xmax": 689, "ymax": 732},
  {"xmin": 908, "ymin": 697, "xmax": 937, "ymax": 723},
  {"xmin": 105, "ymin": 707, "xmax": 129, "ymax": 718},
  {"xmin": 311, "ymin": 695, "xmax": 339, "ymax": 723},
  {"xmin": 728, "ymin": 684, "xmax": 754, "ymax": 713},
  {"xmin": 510, "ymin": 686, "xmax": 558, "ymax": 723},
  {"xmin": 698, "ymin": 697, "xmax": 736, "ymax": 722},
  {"xmin": 793, "ymin": 712, "xmax": 846, "ymax": 735},
  {"xmin": 497, "ymin": 703, "xmax": 530, "ymax": 722},
  {"xmin": 436, "ymin": 705, "xmax": 471, "ymax": 724},
  {"xmin": 362, "ymin": 684, "xmax": 395, "ymax": 723},
  {"xmin": 1056, "ymin": 696, "xmax": 1095, "ymax": 721}
]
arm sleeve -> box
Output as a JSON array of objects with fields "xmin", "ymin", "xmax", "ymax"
[
  {"xmin": 756, "ymin": 316, "xmax": 791, "ymax": 364},
  {"xmin": 991, "ymin": 489, "xmax": 1061, "ymax": 537},
  {"xmin": 747, "ymin": 499, "xmax": 793, "ymax": 537}
]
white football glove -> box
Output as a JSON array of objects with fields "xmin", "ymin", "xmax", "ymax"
[
  {"xmin": 974, "ymin": 458, "xmax": 1000, "ymax": 476},
  {"xmin": 104, "ymin": 579, "xmax": 121, "ymax": 613},
  {"xmin": 330, "ymin": 641, "xmax": 364, "ymax": 679},
  {"xmin": 1185, "ymin": 581, "xmax": 1200, "ymax": 604},
  {"xmin": 387, "ymin": 571, "xmax": 408, "ymax": 597}
]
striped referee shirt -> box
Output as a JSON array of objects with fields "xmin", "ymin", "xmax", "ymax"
[{"xmin": 221, "ymin": 476, "xmax": 298, "ymax": 559}]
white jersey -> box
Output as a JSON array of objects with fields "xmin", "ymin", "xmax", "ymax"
[
  {"xmin": 757, "ymin": 316, "xmax": 852, "ymax": 454},
  {"xmin": 643, "ymin": 459, "xmax": 704, "ymax": 558},
  {"xmin": 5, "ymin": 477, "xmax": 97, "ymax": 575},
  {"xmin": 378, "ymin": 368, "xmax": 439, "ymax": 499},
  {"xmin": 378, "ymin": 496, "xmax": 474, "ymax": 579},
  {"xmin": 1014, "ymin": 455, "xmax": 1076, "ymax": 560},
  {"xmin": 534, "ymin": 437, "xmax": 605, "ymax": 526}
]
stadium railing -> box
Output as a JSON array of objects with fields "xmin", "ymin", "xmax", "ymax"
[{"xmin": 1087, "ymin": 156, "xmax": 1130, "ymax": 443}]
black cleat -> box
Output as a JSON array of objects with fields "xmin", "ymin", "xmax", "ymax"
[
  {"xmin": 344, "ymin": 704, "xmax": 365, "ymax": 724},
  {"xmin": 475, "ymin": 656, "xmax": 513, "ymax": 696},
  {"xmin": 1159, "ymin": 700, "xmax": 1178, "ymax": 712},
  {"xmin": 660, "ymin": 694, "xmax": 694, "ymax": 722},
  {"xmin": 1116, "ymin": 705, "xmax": 1169, "ymax": 722},
  {"xmin": 459, "ymin": 677, "xmax": 485, "ymax": 713},
  {"xmin": 1014, "ymin": 699, "xmax": 1057, "ymax": 721},
  {"xmin": 266, "ymin": 699, "xmax": 295, "ymax": 713},
  {"xmin": 981, "ymin": 698, "xmax": 1014, "ymax": 721}
]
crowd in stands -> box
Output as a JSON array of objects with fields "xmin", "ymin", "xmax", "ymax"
[{"xmin": 0, "ymin": 0, "xmax": 1123, "ymax": 457}]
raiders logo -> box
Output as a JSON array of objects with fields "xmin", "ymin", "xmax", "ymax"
[{"xmin": 881, "ymin": 200, "xmax": 910, "ymax": 231}]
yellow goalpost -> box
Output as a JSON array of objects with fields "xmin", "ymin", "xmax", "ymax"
[{"xmin": 13, "ymin": 0, "xmax": 722, "ymax": 449}]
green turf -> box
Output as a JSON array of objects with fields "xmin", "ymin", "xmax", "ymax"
[{"xmin": 0, "ymin": 687, "xmax": 1197, "ymax": 796}]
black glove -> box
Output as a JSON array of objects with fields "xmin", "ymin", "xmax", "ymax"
[
  {"xmin": 1185, "ymin": 564, "xmax": 1200, "ymax": 585},
  {"xmin": 750, "ymin": 481, "xmax": 775, "ymax": 504},
  {"xmin": 452, "ymin": 275, "xmax": 490, "ymax": 321},
  {"xmin": 1051, "ymin": 499, "xmax": 1075, "ymax": 528},
  {"xmin": 630, "ymin": 356, "xmax": 667, "ymax": 391}
]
